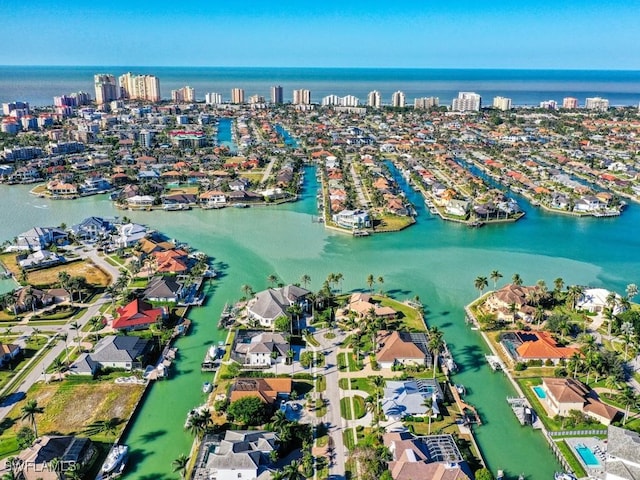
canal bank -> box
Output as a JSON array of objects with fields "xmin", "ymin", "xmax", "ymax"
[{"xmin": 1, "ymin": 166, "xmax": 639, "ymax": 478}]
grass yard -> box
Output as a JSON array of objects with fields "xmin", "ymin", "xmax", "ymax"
[
  {"xmin": 337, "ymin": 352, "xmax": 347, "ymax": 371},
  {"xmin": 349, "ymin": 377, "xmax": 376, "ymax": 396},
  {"xmin": 347, "ymin": 352, "xmax": 362, "ymax": 372},
  {"xmin": 376, "ymin": 296, "xmax": 426, "ymax": 332},
  {"xmin": 315, "ymin": 398, "xmax": 327, "ymax": 417},
  {"xmin": 340, "ymin": 397, "xmax": 353, "ymax": 420},
  {"xmin": 374, "ymin": 214, "xmax": 415, "ymax": 232},
  {"xmin": 343, "ymin": 429, "xmax": 356, "ymax": 450},
  {"xmin": 316, "ymin": 375, "xmax": 326, "ymax": 393},
  {"xmin": 338, "ymin": 378, "xmax": 349, "ymax": 390},
  {"xmin": 352, "ymin": 396, "xmax": 366, "ymax": 419},
  {"xmin": 26, "ymin": 260, "xmax": 111, "ymax": 288},
  {"xmin": 556, "ymin": 440, "xmax": 587, "ymax": 478}
]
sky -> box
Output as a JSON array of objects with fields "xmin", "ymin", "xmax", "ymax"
[{"xmin": 2, "ymin": 0, "xmax": 639, "ymax": 69}]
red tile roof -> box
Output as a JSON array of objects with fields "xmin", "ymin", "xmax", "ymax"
[{"xmin": 112, "ymin": 299, "xmax": 164, "ymax": 330}]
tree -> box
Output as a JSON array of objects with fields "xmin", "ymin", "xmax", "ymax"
[
  {"xmin": 553, "ymin": 277, "xmax": 565, "ymax": 294},
  {"xmin": 186, "ymin": 408, "xmax": 212, "ymax": 438},
  {"xmin": 428, "ymin": 327, "xmax": 444, "ymax": 378},
  {"xmin": 534, "ymin": 305, "xmax": 546, "ymax": 326},
  {"xmin": 566, "ymin": 285, "xmax": 584, "ymax": 310},
  {"xmin": 489, "ymin": 270, "xmax": 503, "ymax": 290},
  {"xmin": 475, "ymin": 468, "xmax": 495, "ymax": 480},
  {"xmin": 57, "ymin": 271, "xmax": 71, "ymax": 290},
  {"xmin": 172, "ymin": 454, "xmax": 189, "ymax": 480},
  {"xmin": 618, "ymin": 387, "xmax": 638, "ymax": 425},
  {"xmin": 227, "ymin": 396, "xmax": 269, "ymax": 426},
  {"xmin": 377, "ymin": 276, "xmax": 384, "ymax": 295},
  {"xmin": 300, "ymin": 274, "xmax": 311, "ymax": 289},
  {"xmin": 366, "ymin": 274, "xmax": 375, "ymax": 293},
  {"xmin": 283, "ymin": 460, "xmax": 304, "ymax": 480},
  {"xmin": 474, "ymin": 276, "xmax": 488, "ymax": 296},
  {"xmin": 69, "ymin": 321, "xmax": 81, "ymax": 350},
  {"xmin": 512, "ymin": 273, "xmax": 523, "ymax": 286},
  {"xmin": 267, "ymin": 274, "xmax": 278, "ymax": 288},
  {"xmin": 20, "ymin": 400, "xmax": 44, "ymax": 438},
  {"xmin": 626, "ymin": 283, "xmax": 638, "ymax": 300},
  {"xmin": 51, "ymin": 357, "xmax": 65, "ymax": 381},
  {"xmin": 16, "ymin": 426, "xmax": 35, "ymax": 449},
  {"xmin": 241, "ymin": 284, "xmax": 254, "ymax": 298},
  {"xmin": 620, "ymin": 322, "xmax": 635, "ymax": 359},
  {"xmin": 274, "ymin": 315, "xmax": 291, "ymax": 333}
]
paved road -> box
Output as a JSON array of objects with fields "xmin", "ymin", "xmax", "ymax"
[
  {"xmin": 314, "ymin": 328, "xmax": 346, "ymax": 480},
  {"xmin": 0, "ymin": 248, "xmax": 123, "ymax": 421}
]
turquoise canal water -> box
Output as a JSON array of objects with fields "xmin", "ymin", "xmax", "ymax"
[
  {"xmin": 216, "ymin": 117, "xmax": 237, "ymax": 153},
  {"xmin": 1, "ymin": 169, "xmax": 639, "ymax": 478}
]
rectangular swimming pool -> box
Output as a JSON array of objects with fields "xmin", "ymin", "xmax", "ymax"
[
  {"xmin": 533, "ymin": 386, "xmax": 547, "ymax": 399},
  {"xmin": 575, "ymin": 444, "xmax": 601, "ymax": 467}
]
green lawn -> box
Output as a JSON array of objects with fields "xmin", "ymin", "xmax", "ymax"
[
  {"xmin": 316, "ymin": 375, "xmax": 326, "ymax": 393},
  {"xmin": 315, "ymin": 398, "xmax": 327, "ymax": 417},
  {"xmin": 556, "ymin": 440, "xmax": 587, "ymax": 478},
  {"xmin": 352, "ymin": 396, "xmax": 366, "ymax": 419},
  {"xmin": 338, "ymin": 378, "xmax": 349, "ymax": 390},
  {"xmin": 376, "ymin": 296, "xmax": 426, "ymax": 332},
  {"xmin": 350, "ymin": 377, "xmax": 376, "ymax": 396},
  {"xmin": 343, "ymin": 429, "xmax": 356, "ymax": 450},
  {"xmin": 340, "ymin": 397, "xmax": 353, "ymax": 420},
  {"xmin": 337, "ymin": 352, "xmax": 347, "ymax": 371},
  {"xmin": 347, "ymin": 352, "xmax": 362, "ymax": 372}
]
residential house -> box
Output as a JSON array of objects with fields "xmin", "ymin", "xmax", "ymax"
[
  {"xmin": 445, "ymin": 199, "xmax": 470, "ymax": 217},
  {"xmin": 13, "ymin": 287, "xmax": 54, "ymax": 313},
  {"xmin": 232, "ymin": 331, "xmax": 289, "ymax": 367},
  {"xmin": 152, "ymin": 248, "xmax": 190, "ymax": 274},
  {"xmin": 381, "ymin": 379, "xmax": 443, "ymax": 421},
  {"xmin": 0, "ymin": 343, "xmax": 22, "ymax": 367},
  {"xmin": 383, "ymin": 432, "xmax": 472, "ymax": 480},
  {"xmin": 199, "ymin": 190, "xmax": 227, "ymax": 208},
  {"xmin": 376, "ymin": 331, "xmax": 432, "ymax": 369},
  {"xmin": 577, "ymin": 288, "xmax": 625, "ymax": 315},
  {"xmin": 247, "ymin": 285, "xmax": 310, "ymax": 328},
  {"xmin": 143, "ymin": 276, "xmax": 183, "ymax": 303},
  {"xmin": 344, "ymin": 293, "xmax": 397, "ymax": 321},
  {"xmin": 501, "ymin": 331, "xmax": 580, "ymax": 365},
  {"xmin": 605, "ymin": 426, "xmax": 640, "ymax": 480},
  {"xmin": 191, "ymin": 431, "xmax": 278, "ymax": 480},
  {"xmin": 14, "ymin": 436, "xmax": 95, "ymax": 480},
  {"xmin": 126, "ymin": 195, "xmax": 155, "ymax": 208},
  {"xmin": 229, "ymin": 377, "xmax": 292, "ymax": 405},
  {"xmin": 69, "ymin": 335, "xmax": 150, "ymax": 375},
  {"xmin": 332, "ymin": 209, "xmax": 371, "ymax": 229},
  {"xmin": 18, "ymin": 250, "xmax": 64, "ymax": 270},
  {"xmin": 70, "ymin": 216, "xmax": 114, "ymax": 242},
  {"xmin": 113, "ymin": 222, "xmax": 148, "ymax": 248},
  {"xmin": 15, "ymin": 227, "xmax": 68, "ymax": 251},
  {"xmin": 111, "ymin": 298, "xmax": 165, "ymax": 331},
  {"xmin": 484, "ymin": 283, "xmax": 540, "ymax": 321}
]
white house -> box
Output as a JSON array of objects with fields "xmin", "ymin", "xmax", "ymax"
[
  {"xmin": 332, "ymin": 209, "xmax": 371, "ymax": 229},
  {"xmin": 577, "ymin": 288, "xmax": 625, "ymax": 315}
]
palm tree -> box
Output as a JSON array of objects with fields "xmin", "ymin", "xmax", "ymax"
[
  {"xmin": 512, "ymin": 273, "xmax": 523, "ymax": 286},
  {"xmin": 267, "ymin": 274, "xmax": 278, "ymax": 288},
  {"xmin": 271, "ymin": 470, "xmax": 286, "ymax": 480},
  {"xmin": 69, "ymin": 321, "xmax": 81, "ymax": 350},
  {"xmin": 620, "ymin": 322, "xmax": 635, "ymax": 359},
  {"xmin": 57, "ymin": 271, "xmax": 71, "ymax": 290},
  {"xmin": 51, "ymin": 357, "xmax": 65, "ymax": 381},
  {"xmin": 474, "ymin": 276, "xmax": 488, "ymax": 296},
  {"xmin": 300, "ymin": 274, "xmax": 311, "ymax": 289},
  {"xmin": 335, "ymin": 273, "xmax": 344, "ymax": 293},
  {"xmin": 618, "ymin": 387, "xmax": 638, "ymax": 425},
  {"xmin": 566, "ymin": 285, "xmax": 584, "ymax": 310},
  {"xmin": 21, "ymin": 400, "xmax": 44, "ymax": 438},
  {"xmin": 553, "ymin": 277, "xmax": 564, "ymax": 294},
  {"xmin": 490, "ymin": 270, "xmax": 503, "ymax": 289},
  {"xmin": 533, "ymin": 305, "xmax": 545, "ymax": 326},
  {"xmin": 172, "ymin": 453, "xmax": 189, "ymax": 480},
  {"xmin": 422, "ymin": 396, "xmax": 434, "ymax": 434},
  {"xmin": 241, "ymin": 284, "xmax": 254, "ymax": 298},
  {"xmin": 604, "ymin": 375, "xmax": 619, "ymax": 399},
  {"xmin": 377, "ymin": 276, "xmax": 384, "ymax": 295},
  {"xmin": 428, "ymin": 327, "xmax": 444, "ymax": 379},
  {"xmin": 626, "ymin": 283, "xmax": 638, "ymax": 300},
  {"xmin": 568, "ymin": 352, "xmax": 582, "ymax": 379},
  {"xmin": 283, "ymin": 460, "xmax": 304, "ymax": 480},
  {"xmin": 366, "ymin": 274, "xmax": 375, "ymax": 293},
  {"xmin": 105, "ymin": 284, "xmax": 119, "ymax": 309}
]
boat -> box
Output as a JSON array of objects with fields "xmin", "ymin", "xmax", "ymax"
[
  {"xmin": 203, "ymin": 382, "xmax": 213, "ymax": 393},
  {"xmin": 101, "ymin": 444, "xmax": 128, "ymax": 475},
  {"xmin": 455, "ymin": 384, "xmax": 466, "ymax": 396},
  {"xmin": 497, "ymin": 470, "xmax": 504, "ymax": 480},
  {"xmin": 518, "ymin": 474, "xmax": 525, "ymax": 480},
  {"xmin": 232, "ymin": 203, "xmax": 248, "ymax": 208},
  {"xmin": 554, "ymin": 473, "xmax": 577, "ymax": 480}
]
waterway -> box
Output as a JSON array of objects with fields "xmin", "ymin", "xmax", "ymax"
[
  {"xmin": 216, "ymin": 117, "xmax": 237, "ymax": 153},
  {"xmin": 275, "ymin": 124, "xmax": 299, "ymax": 148},
  {"xmin": 1, "ymin": 169, "xmax": 639, "ymax": 478}
]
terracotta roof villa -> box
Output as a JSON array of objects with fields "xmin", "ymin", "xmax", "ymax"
[
  {"xmin": 500, "ymin": 331, "xmax": 579, "ymax": 364},
  {"xmin": 537, "ymin": 377, "xmax": 618, "ymax": 425},
  {"xmin": 484, "ymin": 283, "xmax": 540, "ymax": 321},
  {"xmin": 112, "ymin": 298, "xmax": 165, "ymax": 331},
  {"xmin": 376, "ymin": 331, "xmax": 432, "ymax": 369},
  {"xmin": 229, "ymin": 377, "xmax": 292, "ymax": 405}
]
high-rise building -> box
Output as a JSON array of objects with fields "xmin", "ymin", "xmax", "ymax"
[
  {"xmin": 205, "ymin": 92, "xmax": 222, "ymax": 105},
  {"xmin": 72, "ymin": 91, "xmax": 91, "ymax": 106},
  {"xmin": 585, "ymin": 97, "xmax": 609, "ymax": 111},
  {"xmin": 249, "ymin": 95, "xmax": 265, "ymax": 104},
  {"xmin": 271, "ymin": 85, "xmax": 283, "ymax": 104},
  {"xmin": 414, "ymin": 97, "xmax": 439, "ymax": 109},
  {"xmin": 321, "ymin": 95, "xmax": 340, "ymax": 106},
  {"xmin": 539, "ymin": 100, "xmax": 557, "ymax": 110},
  {"xmin": 342, "ymin": 95, "xmax": 359, "ymax": 107},
  {"xmin": 367, "ymin": 90, "xmax": 381, "ymax": 108},
  {"xmin": 54, "ymin": 95, "xmax": 76, "ymax": 108},
  {"xmin": 172, "ymin": 86, "xmax": 195, "ymax": 103},
  {"xmin": 492, "ymin": 96, "xmax": 512, "ymax": 111},
  {"xmin": 292, "ymin": 89, "xmax": 311, "ymax": 105},
  {"xmin": 451, "ymin": 92, "xmax": 481, "ymax": 112},
  {"xmin": 231, "ymin": 88, "xmax": 245, "ymax": 104},
  {"xmin": 138, "ymin": 129, "xmax": 155, "ymax": 148},
  {"xmin": 562, "ymin": 97, "xmax": 579, "ymax": 109},
  {"xmin": 118, "ymin": 72, "xmax": 161, "ymax": 102},
  {"xmin": 391, "ymin": 91, "xmax": 406, "ymax": 108},
  {"xmin": 94, "ymin": 74, "xmax": 118, "ymax": 105}
]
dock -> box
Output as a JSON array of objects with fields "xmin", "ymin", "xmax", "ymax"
[
  {"xmin": 485, "ymin": 355, "xmax": 506, "ymax": 371},
  {"xmin": 449, "ymin": 383, "xmax": 482, "ymax": 426},
  {"xmin": 201, "ymin": 344, "xmax": 222, "ymax": 372},
  {"xmin": 507, "ymin": 397, "xmax": 535, "ymax": 426},
  {"xmin": 217, "ymin": 303, "xmax": 235, "ymax": 329}
]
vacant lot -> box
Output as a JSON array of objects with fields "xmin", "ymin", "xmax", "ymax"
[{"xmin": 1, "ymin": 254, "xmax": 111, "ymax": 288}]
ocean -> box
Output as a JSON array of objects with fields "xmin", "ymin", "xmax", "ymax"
[{"xmin": 1, "ymin": 65, "xmax": 640, "ymax": 107}]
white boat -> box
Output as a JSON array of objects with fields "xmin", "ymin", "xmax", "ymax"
[
  {"xmin": 101, "ymin": 444, "xmax": 128, "ymax": 475},
  {"xmin": 497, "ymin": 470, "xmax": 504, "ymax": 480},
  {"xmin": 455, "ymin": 384, "xmax": 466, "ymax": 395},
  {"xmin": 203, "ymin": 382, "xmax": 213, "ymax": 393},
  {"xmin": 554, "ymin": 473, "xmax": 577, "ymax": 480}
]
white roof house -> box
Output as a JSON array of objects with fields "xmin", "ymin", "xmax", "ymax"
[{"xmin": 577, "ymin": 288, "xmax": 625, "ymax": 315}]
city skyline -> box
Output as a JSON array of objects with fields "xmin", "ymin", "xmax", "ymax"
[{"xmin": 1, "ymin": 1, "xmax": 639, "ymax": 70}]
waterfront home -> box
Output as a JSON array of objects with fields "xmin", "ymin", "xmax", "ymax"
[
  {"xmin": 375, "ymin": 331, "xmax": 431, "ymax": 369},
  {"xmin": 111, "ymin": 298, "xmax": 165, "ymax": 331},
  {"xmin": 445, "ymin": 199, "xmax": 470, "ymax": 217},
  {"xmin": 381, "ymin": 379, "xmax": 443, "ymax": 421},
  {"xmin": 343, "ymin": 293, "xmax": 397, "ymax": 321},
  {"xmin": 383, "ymin": 432, "xmax": 472, "ymax": 480},
  {"xmin": 199, "ymin": 190, "xmax": 227, "ymax": 208},
  {"xmin": 0, "ymin": 342, "xmax": 22, "ymax": 367},
  {"xmin": 537, "ymin": 377, "xmax": 619, "ymax": 425},
  {"xmin": 231, "ymin": 330, "xmax": 290, "ymax": 368},
  {"xmin": 162, "ymin": 193, "xmax": 197, "ymax": 209},
  {"xmin": 17, "ymin": 249, "xmax": 64, "ymax": 270},
  {"xmin": 70, "ymin": 216, "xmax": 114, "ymax": 242},
  {"xmin": 191, "ymin": 431, "xmax": 278, "ymax": 480},
  {"xmin": 143, "ymin": 276, "xmax": 183, "ymax": 303},
  {"xmin": 605, "ymin": 426, "xmax": 640, "ymax": 479},
  {"xmin": 126, "ymin": 195, "xmax": 154, "ymax": 208},
  {"xmin": 332, "ymin": 209, "xmax": 371, "ymax": 229},
  {"xmin": 484, "ymin": 283, "xmax": 540, "ymax": 322},
  {"xmin": 14, "ymin": 226, "xmax": 68, "ymax": 251},
  {"xmin": 13, "ymin": 435, "xmax": 95, "ymax": 480},
  {"xmin": 247, "ymin": 285, "xmax": 310, "ymax": 328},
  {"xmin": 138, "ymin": 236, "xmax": 176, "ymax": 256},
  {"xmin": 229, "ymin": 178, "xmax": 249, "ymax": 191},
  {"xmin": 46, "ymin": 180, "xmax": 78, "ymax": 196},
  {"xmin": 577, "ymin": 288, "xmax": 625, "ymax": 315},
  {"xmin": 229, "ymin": 377, "xmax": 292, "ymax": 405},
  {"xmin": 501, "ymin": 331, "xmax": 579, "ymax": 364},
  {"xmin": 113, "ymin": 222, "xmax": 148, "ymax": 248},
  {"xmin": 69, "ymin": 335, "xmax": 150, "ymax": 375},
  {"xmin": 152, "ymin": 248, "xmax": 189, "ymax": 274}
]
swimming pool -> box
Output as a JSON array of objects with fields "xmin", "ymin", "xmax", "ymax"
[
  {"xmin": 575, "ymin": 444, "xmax": 601, "ymax": 467},
  {"xmin": 533, "ymin": 386, "xmax": 547, "ymax": 399}
]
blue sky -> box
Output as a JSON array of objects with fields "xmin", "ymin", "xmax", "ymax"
[{"xmin": 2, "ymin": 0, "xmax": 638, "ymax": 69}]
